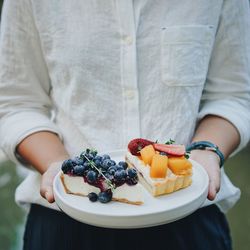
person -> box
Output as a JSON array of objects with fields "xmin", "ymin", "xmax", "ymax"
[{"xmin": 0, "ymin": 0, "xmax": 250, "ymax": 249}]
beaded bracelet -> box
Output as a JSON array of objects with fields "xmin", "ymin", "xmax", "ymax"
[{"xmin": 186, "ymin": 141, "xmax": 225, "ymax": 168}]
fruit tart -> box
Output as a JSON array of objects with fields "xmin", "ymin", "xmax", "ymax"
[
  {"xmin": 60, "ymin": 149, "xmax": 144, "ymax": 205},
  {"xmin": 126, "ymin": 139, "xmax": 192, "ymax": 197}
]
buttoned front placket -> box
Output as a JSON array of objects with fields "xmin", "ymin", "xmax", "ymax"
[{"xmin": 116, "ymin": 0, "xmax": 140, "ymax": 145}]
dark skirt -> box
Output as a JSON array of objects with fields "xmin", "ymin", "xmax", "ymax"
[{"xmin": 23, "ymin": 204, "xmax": 232, "ymax": 250}]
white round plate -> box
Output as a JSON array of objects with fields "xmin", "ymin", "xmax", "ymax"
[{"xmin": 53, "ymin": 150, "xmax": 209, "ymax": 229}]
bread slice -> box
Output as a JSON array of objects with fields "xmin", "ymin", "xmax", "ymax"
[{"xmin": 126, "ymin": 152, "xmax": 192, "ymax": 197}]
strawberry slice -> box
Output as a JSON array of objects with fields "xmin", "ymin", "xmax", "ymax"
[
  {"xmin": 153, "ymin": 144, "xmax": 185, "ymax": 156},
  {"xmin": 128, "ymin": 138, "xmax": 154, "ymax": 156}
]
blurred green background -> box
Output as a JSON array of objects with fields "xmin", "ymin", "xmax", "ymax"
[{"xmin": 0, "ymin": 0, "xmax": 250, "ymax": 249}]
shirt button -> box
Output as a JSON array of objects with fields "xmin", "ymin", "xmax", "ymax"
[
  {"xmin": 124, "ymin": 35, "xmax": 133, "ymax": 45},
  {"xmin": 124, "ymin": 90, "xmax": 135, "ymax": 99}
]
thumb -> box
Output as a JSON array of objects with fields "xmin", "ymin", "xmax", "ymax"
[
  {"xmin": 40, "ymin": 162, "xmax": 62, "ymax": 203},
  {"xmin": 44, "ymin": 187, "xmax": 54, "ymax": 203}
]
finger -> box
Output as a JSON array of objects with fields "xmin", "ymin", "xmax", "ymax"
[
  {"xmin": 40, "ymin": 171, "xmax": 56, "ymax": 203},
  {"xmin": 207, "ymin": 168, "xmax": 221, "ymax": 201},
  {"xmin": 40, "ymin": 162, "xmax": 62, "ymax": 203},
  {"xmin": 40, "ymin": 179, "xmax": 55, "ymax": 203},
  {"xmin": 207, "ymin": 180, "xmax": 217, "ymax": 200},
  {"xmin": 44, "ymin": 187, "xmax": 55, "ymax": 203}
]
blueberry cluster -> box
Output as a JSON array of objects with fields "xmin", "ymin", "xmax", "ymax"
[
  {"xmin": 88, "ymin": 190, "xmax": 113, "ymax": 203},
  {"xmin": 61, "ymin": 149, "xmax": 139, "ymax": 203}
]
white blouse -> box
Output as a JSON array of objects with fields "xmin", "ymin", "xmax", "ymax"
[{"xmin": 0, "ymin": 0, "xmax": 250, "ymax": 212}]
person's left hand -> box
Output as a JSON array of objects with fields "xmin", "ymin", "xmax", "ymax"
[
  {"xmin": 40, "ymin": 161, "xmax": 63, "ymax": 203},
  {"xmin": 190, "ymin": 149, "xmax": 221, "ymax": 200}
]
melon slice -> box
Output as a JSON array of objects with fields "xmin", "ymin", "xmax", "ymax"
[
  {"xmin": 150, "ymin": 154, "xmax": 168, "ymax": 178},
  {"xmin": 168, "ymin": 157, "xmax": 192, "ymax": 175},
  {"xmin": 140, "ymin": 145, "xmax": 156, "ymax": 165}
]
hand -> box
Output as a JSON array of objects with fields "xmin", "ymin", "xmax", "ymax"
[
  {"xmin": 40, "ymin": 161, "xmax": 63, "ymax": 203},
  {"xmin": 190, "ymin": 150, "xmax": 221, "ymax": 201}
]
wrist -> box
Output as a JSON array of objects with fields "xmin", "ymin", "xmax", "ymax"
[
  {"xmin": 187, "ymin": 141, "xmax": 225, "ymax": 167},
  {"xmin": 190, "ymin": 149, "xmax": 220, "ymax": 166},
  {"xmin": 48, "ymin": 161, "xmax": 64, "ymax": 168},
  {"xmin": 41, "ymin": 156, "xmax": 69, "ymax": 174}
]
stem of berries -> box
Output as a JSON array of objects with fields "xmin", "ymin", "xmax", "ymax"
[
  {"xmin": 165, "ymin": 139, "xmax": 175, "ymax": 145},
  {"xmin": 184, "ymin": 150, "xmax": 191, "ymax": 159},
  {"xmin": 83, "ymin": 155, "xmax": 116, "ymax": 192}
]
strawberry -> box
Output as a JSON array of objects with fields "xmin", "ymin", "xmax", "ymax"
[
  {"xmin": 153, "ymin": 144, "xmax": 185, "ymax": 156},
  {"xmin": 128, "ymin": 138, "xmax": 154, "ymax": 156}
]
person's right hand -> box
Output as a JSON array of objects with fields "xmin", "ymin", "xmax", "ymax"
[
  {"xmin": 190, "ymin": 149, "xmax": 221, "ymax": 201},
  {"xmin": 40, "ymin": 161, "xmax": 63, "ymax": 203}
]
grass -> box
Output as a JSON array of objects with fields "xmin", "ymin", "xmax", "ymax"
[
  {"xmin": 225, "ymin": 145, "xmax": 250, "ymax": 250},
  {"xmin": 0, "ymin": 161, "xmax": 26, "ymax": 250}
]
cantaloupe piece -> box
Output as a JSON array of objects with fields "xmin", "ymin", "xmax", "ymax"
[
  {"xmin": 140, "ymin": 145, "xmax": 156, "ymax": 165},
  {"xmin": 137, "ymin": 155, "xmax": 143, "ymax": 161},
  {"xmin": 150, "ymin": 154, "xmax": 168, "ymax": 178},
  {"xmin": 168, "ymin": 157, "xmax": 192, "ymax": 175}
]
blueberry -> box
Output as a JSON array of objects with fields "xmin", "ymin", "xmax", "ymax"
[
  {"xmin": 80, "ymin": 149, "xmax": 90, "ymax": 158},
  {"xmin": 88, "ymin": 151, "xmax": 98, "ymax": 160},
  {"xmin": 110, "ymin": 160, "xmax": 116, "ymax": 166},
  {"xmin": 107, "ymin": 167, "xmax": 116, "ymax": 175},
  {"xmin": 98, "ymin": 190, "xmax": 113, "ymax": 203},
  {"xmin": 112, "ymin": 165, "xmax": 119, "ymax": 170},
  {"xmin": 83, "ymin": 161, "xmax": 91, "ymax": 171},
  {"xmin": 118, "ymin": 161, "xmax": 128, "ymax": 169},
  {"xmin": 121, "ymin": 169, "xmax": 127, "ymax": 178},
  {"xmin": 72, "ymin": 157, "xmax": 84, "ymax": 166},
  {"xmin": 94, "ymin": 159, "xmax": 102, "ymax": 168},
  {"xmin": 160, "ymin": 152, "xmax": 167, "ymax": 156},
  {"xmin": 73, "ymin": 165, "xmax": 85, "ymax": 176},
  {"xmin": 116, "ymin": 165, "xmax": 124, "ymax": 171},
  {"xmin": 61, "ymin": 159, "xmax": 75, "ymax": 173},
  {"xmin": 86, "ymin": 170, "xmax": 98, "ymax": 183},
  {"xmin": 127, "ymin": 168, "xmax": 137, "ymax": 178},
  {"xmin": 94, "ymin": 155, "xmax": 103, "ymax": 162},
  {"xmin": 88, "ymin": 192, "xmax": 98, "ymax": 202},
  {"xmin": 102, "ymin": 159, "xmax": 113, "ymax": 170},
  {"xmin": 86, "ymin": 153, "xmax": 94, "ymax": 160},
  {"xmin": 83, "ymin": 161, "xmax": 90, "ymax": 166},
  {"xmin": 102, "ymin": 154, "xmax": 111, "ymax": 160},
  {"xmin": 104, "ymin": 172, "xmax": 114, "ymax": 181},
  {"xmin": 80, "ymin": 149, "xmax": 97, "ymax": 160},
  {"xmin": 114, "ymin": 169, "xmax": 128, "ymax": 186},
  {"xmin": 114, "ymin": 170, "xmax": 127, "ymax": 181},
  {"xmin": 126, "ymin": 168, "xmax": 138, "ymax": 185},
  {"xmin": 126, "ymin": 176, "xmax": 138, "ymax": 185}
]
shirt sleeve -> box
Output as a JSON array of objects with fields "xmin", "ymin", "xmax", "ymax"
[
  {"xmin": 198, "ymin": 0, "xmax": 250, "ymax": 155},
  {"xmin": 0, "ymin": 0, "xmax": 63, "ymax": 165}
]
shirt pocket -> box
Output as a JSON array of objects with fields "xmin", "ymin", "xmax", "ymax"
[{"xmin": 161, "ymin": 25, "xmax": 214, "ymax": 87}]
